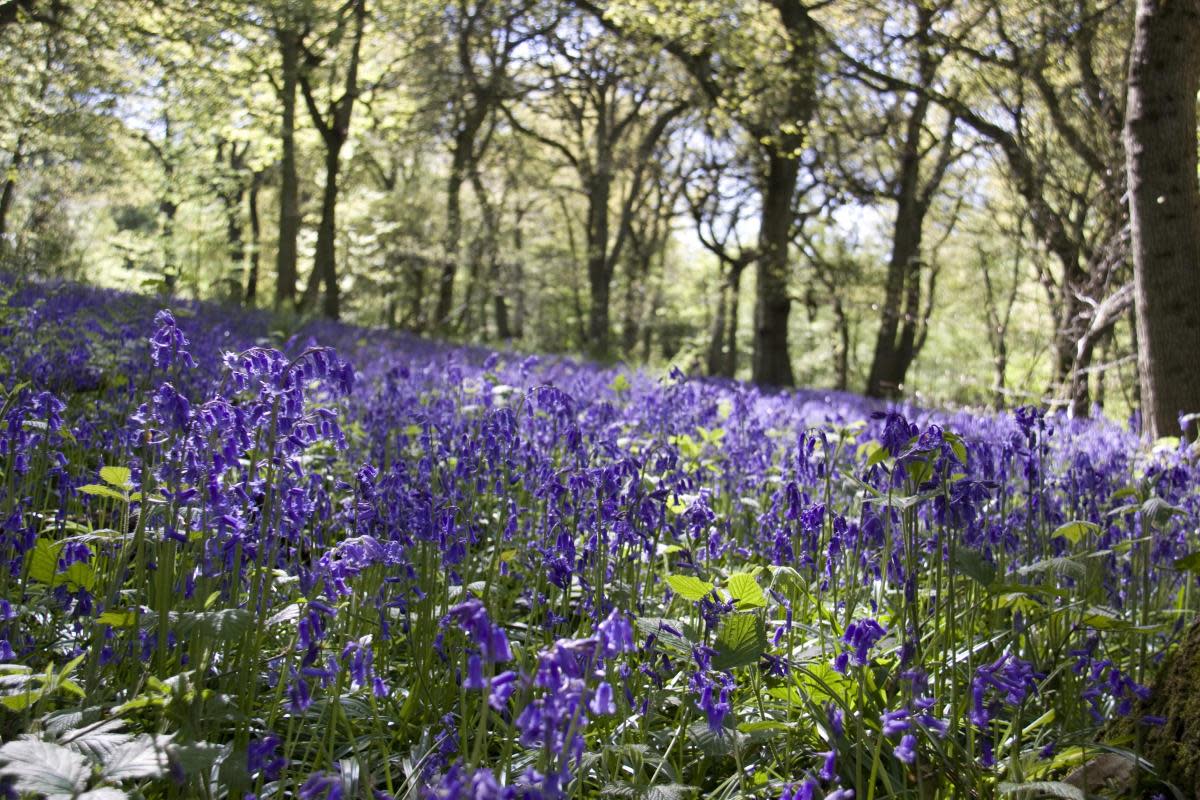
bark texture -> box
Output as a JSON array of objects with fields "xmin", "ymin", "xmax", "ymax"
[{"xmin": 1124, "ymin": 0, "xmax": 1200, "ymax": 438}]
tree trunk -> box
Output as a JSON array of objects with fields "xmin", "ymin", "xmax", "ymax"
[
  {"xmin": 275, "ymin": 27, "xmax": 301, "ymax": 309},
  {"xmin": 725, "ymin": 262, "xmax": 743, "ymax": 378},
  {"xmin": 223, "ymin": 187, "xmax": 245, "ymax": 301},
  {"xmin": 752, "ymin": 152, "xmax": 798, "ymax": 387},
  {"xmin": 436, "ymin": 147, "xmax": 468, "ymax": 330},
  {"xmin": 245, "ymin": 170, "xmax": 262, "ymax": 306},
  {"xmin": 0, "ymin": 148, "xmax": 18, "ymax": 256},
  {"xmin": 585, "ymin": 167, "xmax": 614, "ymax": 360},
  {"xmin": 867, "ymin": 85, "xmax": 931, "ymax": 399},
  {"xmin": 301, "ymin": 148, "xmax": 342, "ymax": 319},
  {"xmin": 706, "ymin": 266, "xmax": 729, "ymax": 376},
  {"xmin": 1124, "ymin": 0, "xmax": 1200, "ymax": 439},
  {"xmin": 832, "ymin": 293, "xmax": 849, "ymax": 391}
]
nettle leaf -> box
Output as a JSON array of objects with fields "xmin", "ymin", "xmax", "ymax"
[
  {"xmin": 100, "ymin": 734, "xmax": 171, "ymax": 781},
  {"xmin": 726, "ymin": 573, "xmax": 766, "ymax": 609},
  {"xmin": 1052, "ymin": 521, "xmax": 1100, "ymax": 545},
  {"xmin": 0, "ymin": 738, "xmax": 90, "ymax": 797},
  {"xmin": 78, "ymin": 484, "xmax": 129, "ymax": 502},
  {"xmin": 634, "ymin": 617, "xmax": 697, "ymax": 654},
  {"xmin": 78, "ymin": 789, "xmax": 129, "ymax": 800},
  {"xmin": 169, "ymin": 609, "xmax": 253, "ymax": 641},
  {"xmin": 602, "ymin": 782, "xmax": 696, "ymax": 800},
  {"xmin": 665, "ymin": 575, "xmax": 715, "ymax": 602},
  {"xmin": 99, "ymin": 466, "xmax": 133, "ymax": 489},
  {"xmin": 1016, "ymin": 557, "xmax": 1086, "ymax": 581},
  {"xmin": 998, "ymin": 781, "xmax": 1085, "ymax": 800},
  {"xmin": 712, "ymin": 613, "xmax": 767, "ymax": 670},
  {"xmin": 1141, "ymin": 497, "xmax": 1187, "ymax": 526},
  {"xmin": 952, "ymin": 547, "xmax": 996, "ymax": 588},
  {"xmin": 60, "ymin": 718, "xmax": 133, "ymax": 764}
]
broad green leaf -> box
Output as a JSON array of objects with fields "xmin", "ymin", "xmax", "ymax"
[
  {"xmin": 726, "ymin": 573, "xmax": 766, "ymax": 609},
  {"xmin": 1016, "ymin": 556, "xmax": 1086, "ymax": 581},
  {"xmin": 600, "ymin": 783, "xmax": 696, "ymax": 800},
  {"xmin": 100, "ymin": 734, "xmax": 171, "ymax": 780},
  {"xmin": 1141, "ymin": 497, "xmax": 1186, "ymax": 526},
  {"xmin": 952, "ymin": 547, "xmax": 996, "ymax": 588},
  {"xmin": 78, "ymin": 484, "xmax": 128, "ymax": 502},
  {"xmin": 0, "ymin": 739, "xmax": 90, "ymax": 797},
  {"xmin": 1175, "ymin": 552, "xmax": 1200, "ymax": 572},
  {"xmin": 997, "ymin": 781, "xmax": 1084, "ymax": 800},
  {"xmin": 634, "ymin": 617, "xmax": 697, "ymax": 654},
  {"xmin": 666, "ymin": 575, "xmax": 715, "ymax": 602},
  {"xmin": 712, "ymin": 613, "xmax": 767, "ymax": 670},
  {"xmin": 99, "ymin": 466, "xmax": 132, "ymax": 488},
  {"xmin": 98, "ymin": 611, "xmax": 140, "ymax": 628},
  {"xmin": 1053, "ymin": 521, "xmax": 1100, "ymax": 545}
]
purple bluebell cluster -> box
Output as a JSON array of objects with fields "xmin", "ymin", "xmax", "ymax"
[{"xmin": 0, "ymin": 275, "xmax": 1196, "ymax": 799}]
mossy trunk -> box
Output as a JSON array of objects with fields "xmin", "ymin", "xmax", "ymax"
[{"xmin": 1127, "ymin": 619, "xmax": 1200, "ymax": 796}]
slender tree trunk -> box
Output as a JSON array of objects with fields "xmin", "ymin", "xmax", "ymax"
[
  {"xmin": 725, "ymin": 263, "xmax": 743, "ymax": 378},
  {"xmin": 275, "ymin": 27, "xmax": 301, "ymax": 309},
  {"xmin": 511, "ymin": 220, "xmax": 526, "ymax": 339},
  {"xmin": 245, "ymin": 170, "xmax": 262, "ymax": 306},
  {"xmin": 1124, "ymin": 0, "xmax": 1200, "ymax": 439},
  {"xmin": 223, "ymin": 188, "xmax": 245, "ymax": 301},
  {"xmin": 706, "ymin": 265, "xmax": 729, "ymax": 376},
  {"xmin": 832, "ymin": 294, "xmax": 850, "ymax": 391},
  {"xmin": 301, "ymin": 148, "xmax": 342, "ymax": 318},
  {"xmin": 752, "ymin": 152, "xmax": 798, "ymax": 386},
  {"xmin": 436, "ymin": 147, "xmax": 468, "ymax": 329}
]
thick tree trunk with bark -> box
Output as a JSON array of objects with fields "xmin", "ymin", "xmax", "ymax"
[
  {"xmin": 585, "ymin": 166, "xmax": 614, "ymax": 360},
  {"xmin": 0, "ymin": 133, "xmax": 24, "ymax": 255},
  {"xmin": 275, "ymin": 27, "xmax": 301, "ymax": 309},
  {"xmin": 867, "ymin": 188, "xmax": 924, "ymax": 398},
  {"xmin": 752, "ymin": 152, "xmax": 799, "ymax": 387},
  {"xmin": 1124, "ymin": 0, "xmax": 1200, "ymax": 438}
]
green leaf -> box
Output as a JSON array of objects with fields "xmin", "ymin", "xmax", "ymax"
[
  {"xmin": 997, "ymin": 781, "xmax": 1085, "ymax": 800},
  {"xmin": 609, "ymin": 374, "xmax": 631, "ymax": 394},
  {"xmin": 78, "ymin": 484, "xmax": 128, "ymax": 502},
  {"xmin": 1016, "ymin": 557, "xmax": 1086, "ymax": 581},
  {"xmin": 99, "ymin": 466, "xmax": 132, "ymax": 488},
  {"xmin": 857, "ymin": 439, "xmax": 888, "ymax": 468},
  {"xmin": 952, "ymin": 547, "xmax": 996, "ymax": 588},
  {"xmin": 712, "ymin": 613, "xmax": 767, "ymax": 670},
  {"xmin": 1052, "ymin": 521, "xmax": 1100, "ymax": 545},
  {"xmin": 601, "ymin": 782, "xmax": 696, "ymax": 800},
  {"xmin": 943, "ymin": 431, "xmax": 969, "ymax": 466},
  {"xmin": 98, "ymin": 610, "xmax": 141, "ymax": 628},
  {"xmin": 170, "ymin": 609, "xmax": 254, "ymax": 642},
  {"xmin": 666, "ymin": 575, "xmax": 715, "ymax": 602},
  {"xmin": 634, "ymin": 617, "xmax": 697, "ymax": 654},
  {"xmin": 1175, "ymin": 552, "xmax": 1200, "ymax": 572},
  {"xmin": 59, "ymin": 718, "xmax": 133, "ymax": 764},
  {"xmin": 78, "ymin": 789, "xmax": 129, "ymax": 800},
  {"xmin": 1141, "ymin": 497, "xmax": 1186, "ymax": 526},
  {"xmin": 726, "ymin": 573, "xmax": 766, "ymax": 609},
  {"xmin": 0, "ymin": 739, "xmax": 90, "ymax": 797},
  {"xmin": 100, "ymin": 734, "xmax": 171, "ymax": 781}
]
